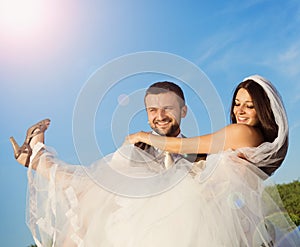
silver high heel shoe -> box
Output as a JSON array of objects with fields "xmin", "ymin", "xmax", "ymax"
[{"xmin": 10, "ymin": 119, "xmax": 50, "ymax": 167}]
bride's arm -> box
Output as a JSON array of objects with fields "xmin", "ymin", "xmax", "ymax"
[{"xmin": 126, "ymin": 124, "xmax": 263, "ymax": 154}]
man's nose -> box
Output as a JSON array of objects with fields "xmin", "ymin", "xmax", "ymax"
[{"xmin": 157, "ymin": 109, "xmax": 166, "ymax": 119}]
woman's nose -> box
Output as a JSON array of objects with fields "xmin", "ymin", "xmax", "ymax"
[{"xmin": 236, "ymin": 105, "xmax": 245, "ymax": 114}]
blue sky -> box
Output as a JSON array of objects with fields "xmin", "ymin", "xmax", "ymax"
[{"xmin": 0, "ymin": 0, "xmax": 300, "ymax": 246}]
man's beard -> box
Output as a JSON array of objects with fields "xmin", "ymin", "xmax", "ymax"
[{"xmin": 152, "ymin": 122, "xmax": 180, "ymax": 137}]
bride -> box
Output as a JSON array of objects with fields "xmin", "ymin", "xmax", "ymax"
[{"xmin": 10, "ymin": 75, "xmax": 299, "ymax": 246}]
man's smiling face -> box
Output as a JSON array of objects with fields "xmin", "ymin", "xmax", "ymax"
[{"xmin": 145, "ymin": 91, "xmax": 187, "ymax": 137}]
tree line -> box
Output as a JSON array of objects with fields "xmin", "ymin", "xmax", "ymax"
[{"xmin": 276, "ymin": 180, "xmax": 300, "ymax": 226}]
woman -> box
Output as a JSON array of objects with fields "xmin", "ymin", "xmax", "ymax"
[{"xmin": 10, "ymin": 75, "xmax": 299, "ymax": 246}]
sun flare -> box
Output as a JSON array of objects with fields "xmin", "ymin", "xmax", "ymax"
[
  {"xmin": 0, "ymin": 0, "xmax": 79, "ymax": 65},
  {"xmin": 0, "ymin": 0, "xmax": 46, "ymax": 37}
]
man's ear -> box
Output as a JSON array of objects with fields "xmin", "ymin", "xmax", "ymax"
[{"xmin": 181, "ymin": 105, "xmax": 187, "ymax": 118}]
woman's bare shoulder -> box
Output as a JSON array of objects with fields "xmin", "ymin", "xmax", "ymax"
[
  {"xmin": 224, "ymin": 124, "xmax": 264, "ymax": 148},
  {"xmin": 225, "ymin": 123, "xmax": 258, "ymax": 132}
]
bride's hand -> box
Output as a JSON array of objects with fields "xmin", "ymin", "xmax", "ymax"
[{"xmin": 125, "ymin": 131, "xmax": 147, "ymax": 144}]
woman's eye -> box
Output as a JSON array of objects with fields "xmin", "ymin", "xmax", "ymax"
[{"xmin": 247, "ymin": 105, "xmax": 254, "ymax": 109}]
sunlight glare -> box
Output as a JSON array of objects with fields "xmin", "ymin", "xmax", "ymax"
[
  {"xmin": 0, "ymin": 0, "xmax": 46, "ymax": 37},
  {"xmin": 0, "ymin": 0, "xmax": 82, "ymax": 69}
]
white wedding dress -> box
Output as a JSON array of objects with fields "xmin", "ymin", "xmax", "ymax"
[
  {"xmin": 27, "ymin": 144, "xmax": 299, "ymax": 247},
  {"xmin": 26, "ymin": 75, "xmax": 300, "ymax": 246}
]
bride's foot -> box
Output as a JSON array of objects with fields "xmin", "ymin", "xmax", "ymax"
[{"xmin": 10, "ymin": 119, "xmax": 50, "ymax": 167}]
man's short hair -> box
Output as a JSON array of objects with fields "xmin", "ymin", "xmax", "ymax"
[{"xmin": 145, "ymin": 81, "xmax": 185, "ymax": 107}]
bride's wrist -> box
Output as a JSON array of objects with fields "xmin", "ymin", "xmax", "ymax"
[{"xmin": 140, "ymin": 131, "xmax": 149, "ymax": 144}]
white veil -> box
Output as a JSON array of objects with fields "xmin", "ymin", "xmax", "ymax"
[{"xmin": 239, "ymin": 75, "xmax": 288, "ymax": 175}]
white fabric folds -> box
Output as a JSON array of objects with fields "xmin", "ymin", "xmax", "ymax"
[{"xmin": 26, "ymin": 144, "xmax": 300, "ymax": 246}]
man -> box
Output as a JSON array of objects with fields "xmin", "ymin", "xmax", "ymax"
[{"xmin": 135, "ymin": 81, "xmax": 206, "ymax": 167}]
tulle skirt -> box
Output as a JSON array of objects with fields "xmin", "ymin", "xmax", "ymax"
[{"xmin": 27, "ymin": 144, "xmax": 300, "ymax": 246}]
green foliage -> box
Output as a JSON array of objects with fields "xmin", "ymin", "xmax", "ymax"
[{"xmin": 276, "ymin": 180, "xmax": 300, "ymax": 226}]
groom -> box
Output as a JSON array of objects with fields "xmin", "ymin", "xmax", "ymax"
[{"xmin": 135, "ymin": 81, "xmax": 206, "ymax": 166}]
